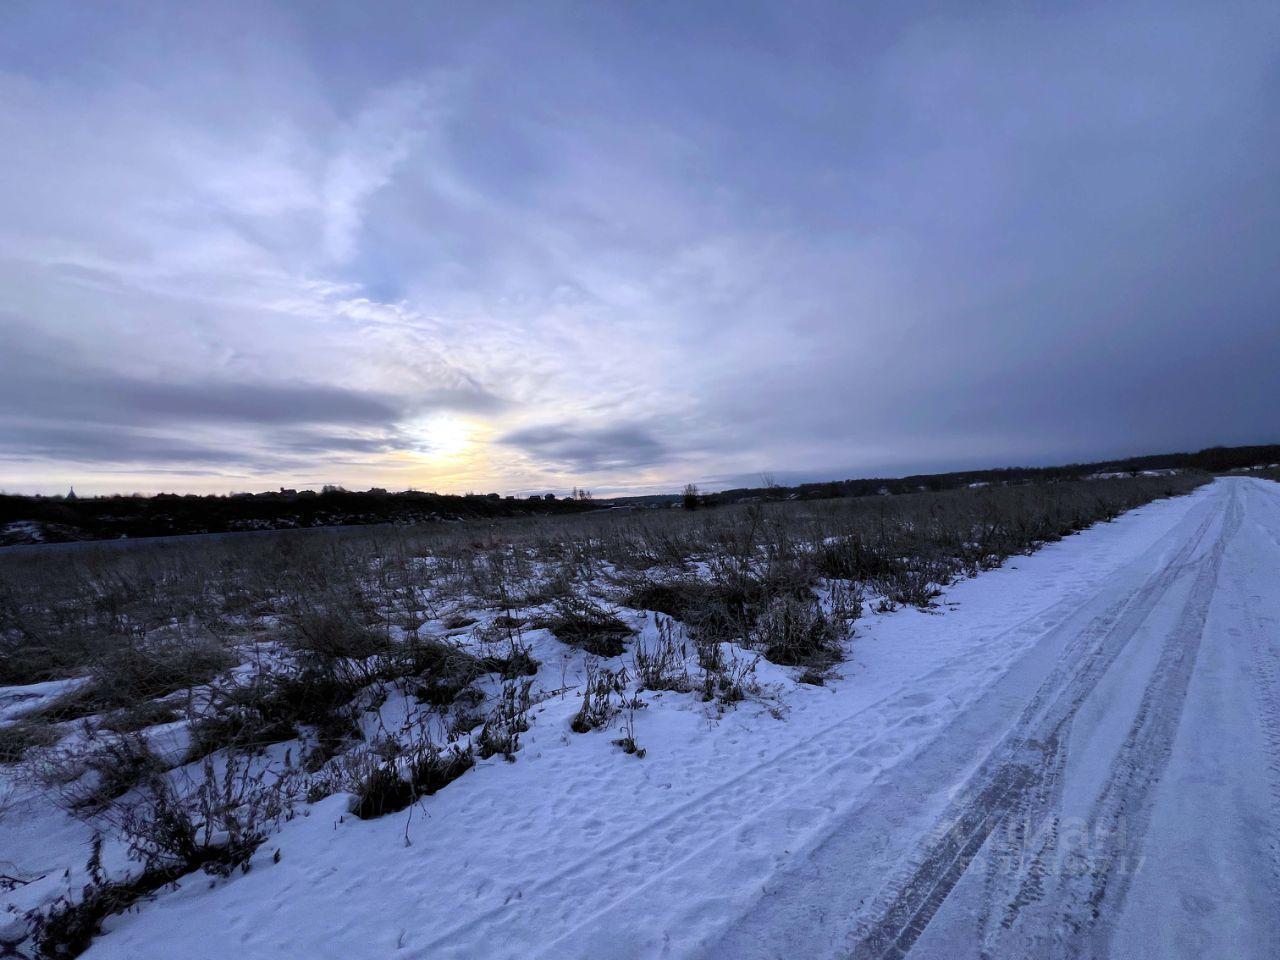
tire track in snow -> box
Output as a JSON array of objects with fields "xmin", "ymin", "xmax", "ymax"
[
  {"xmin": 1237, "ymin": 480, "xmax": 1280, "ymax": 888},
  {"xmin": 971, "ymin": 716, "xmax": 1069, "ymax": 954},
  {"xmin": 1035, "ymin": 483, "xmax": 1241, "ymax": 959},
  {"xmin": 845, "ymin": 495, "xmax": 1226, "ymax": 960}
]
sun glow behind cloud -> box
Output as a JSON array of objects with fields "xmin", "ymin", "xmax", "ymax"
[{"xmin": 407, "ymin": 414, "xmax": 473, "ymax": 461}]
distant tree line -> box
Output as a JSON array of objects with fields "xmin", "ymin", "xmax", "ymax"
[
  {"xmin": 0, "ymin": 487, "xmax": 596, "ymax": 545},
  {"xmin": 695, "ymin": 444, "xmax": 1280, "ymax": 506},
  {"xmin": 3, "ymin": 443, "xmax": 1276, "ymax": 546}
]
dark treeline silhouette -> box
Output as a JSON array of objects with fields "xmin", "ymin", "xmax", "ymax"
[
  {"xmin": 599, "ymin": 443, "xmax": 1279, "ymax": 508},
  {"xmin": 2, "ymin": 444, "xmax": 1276, "ymax": 546},
  {"xmin": 0, "ymin": 487, "xmax": 594, "ymax": 545},
  {"xmin": 698, "ymin": 444, "xmax": 1280, "ymax": 505}
]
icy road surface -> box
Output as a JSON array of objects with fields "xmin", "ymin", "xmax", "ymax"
[{"xmin": 77, "ymin": 477, "xmax": 1279, "ymax": 960}]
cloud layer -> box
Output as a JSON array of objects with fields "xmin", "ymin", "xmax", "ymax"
[{"xmin": 2, "ymin": 1, "xmax": 1277, "ymax": 495}]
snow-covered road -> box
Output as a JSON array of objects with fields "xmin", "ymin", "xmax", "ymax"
[
  {"xmin": 704, "ymin": 476, "xmax": 1280, "ymax": 960},
  {"xmin": 72, "ymin": 477, "xmax": 1279, "ymax": 960}
]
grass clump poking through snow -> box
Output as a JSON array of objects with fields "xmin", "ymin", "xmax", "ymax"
[
  {"xmin": 0, "ymin": 717, "xmax": 60, "ymax": 764},
  {"xmin": 571, "ymin": 662, "xmax": 628, "ymax": 733},
  {"xmin": 749, "ymin": 595, "xmax": 843, "ymax": 669},
  {"xmin": 186, "ymin": 664, "xmax": 363, "ymax": 767},
  {"xmin": 350, "ymin": 762, "xmax": 412, "ymax": 820},
  {"xmin": 626, "ymin": 562, "xmax": 828, "ymax": 666},
  {"xmin": 396, "ymin": 637, "xmax": 485, "ymax": 706},
  {"xmin": 478, "ymin": 638, "xmax": 540, "ymax": 680},
  {"xmin": 351, "ymin": 742, "xmax": 475, "ymax": 820},
  {"xmin": 31, "ymin": 754, "xmax": 293, "ymax": 958},
  {"xmin": 632, "ymin": 617, "xmax": 695, "ymax": 693},
  {"xmin": 474, "ymin": 616, "xmax": 541, "ymax": 679},
  {"xmin": 476, "ymin": 679, "xmax": 534, "ymax": 761},
  {"xmin": 31, "ymin": 632, "xmax": 235, "ymax": 726},
  {"xmin": 286, "ymin": 597, "xmax": 391, "ymax": 662},
  {"xmin": 32, "ymin": 730, "xmax": 168, "ymax": 813},
  {"xmin": 540, "ymin": 595, "xmax": 633, "ymax": 657},
  {"xmin": 612, "ymin": 702, "xmax": 646, "ymax": 759}
]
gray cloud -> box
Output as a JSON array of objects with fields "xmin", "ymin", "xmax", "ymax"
[
  {"xmin": 498, "ymin": 423, "xmax": 669, "ymax": 472},
  {"xmin": 0, "ymin": 422, "xmax": 241, "ymax": 467},
  {"xmin": 90, "ymin": 378, "xmax": 397, "ymax": 427},
  {"xmin": 0, "ymin": 318, "xmax": 505, "ymax": 473},
  {"xmin": 0, "ymin": 419, "xmax": 412, "ymax": 477},
  {"xmin": 0, "ymin": 319, "xmax": 504, "ymax": 431},
  {"xmin": 0, "ymin": 353, "xmax": 404, "ymax": 467}
]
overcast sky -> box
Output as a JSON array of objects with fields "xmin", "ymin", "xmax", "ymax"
[{"xmin": 2, "ymin": 1, "xmax": 1277, "ymax": 496}]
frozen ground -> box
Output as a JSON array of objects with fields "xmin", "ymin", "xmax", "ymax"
[{"xmin": 5, "ymin": 477, "xmax": 1277, "ymax": 959}]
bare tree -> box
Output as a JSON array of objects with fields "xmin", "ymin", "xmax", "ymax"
[{"xmin": 682, "ymin": 483, "xmax": 701, "ymax": 511}]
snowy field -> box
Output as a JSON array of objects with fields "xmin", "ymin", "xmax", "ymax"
[{"xmin": 6, "ymin": 475, "xmax": 1275, "ymax": 959}]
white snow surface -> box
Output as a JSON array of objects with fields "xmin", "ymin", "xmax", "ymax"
[
  {"xmin": 4, "ymin": 477, "xmax": 1278, "ymax": 959},
  {"xmin": 0, "ymin": 677, "xmax": 90, "ymax": 723}
]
